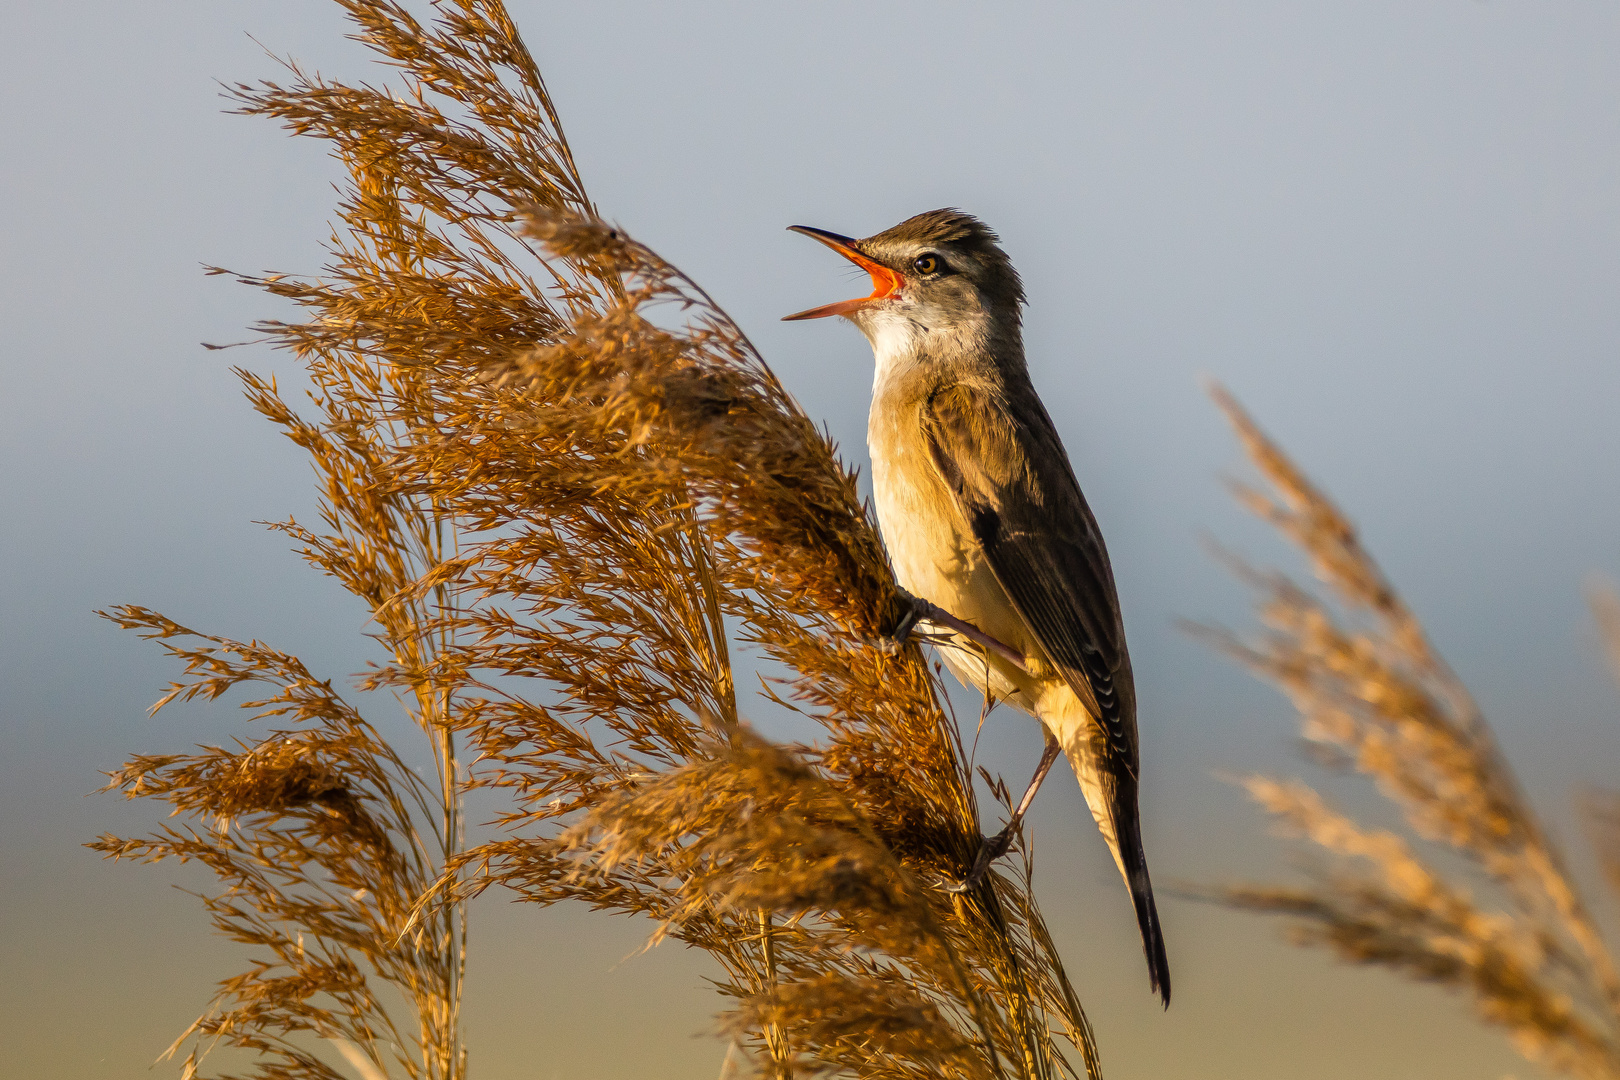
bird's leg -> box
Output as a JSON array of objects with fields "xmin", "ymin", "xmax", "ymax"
[
  {"xmin": 947, "ymin": 729, "xmax": 1063, "ymax": 894},
  {"xmin": 890, "ymin": 588, "xmax": 1031, "ymax": 675}
]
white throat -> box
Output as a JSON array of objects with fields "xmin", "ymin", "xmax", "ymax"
[
  {"xmin": 862, "ymin": 309, "xmax": 927, "ymax": 393},
  {"xmin": 857, "ymin": 304, "xmax": 994, "ymax": 396}
]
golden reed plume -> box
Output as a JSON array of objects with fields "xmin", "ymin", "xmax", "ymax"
[
  {"xmin": 93, "ymin": 3, "xmax": 1104, "ymax": 1077},
  {"xmin": 1199, "ymin": 384, "xmax": 1620, "ymax": 1080}
]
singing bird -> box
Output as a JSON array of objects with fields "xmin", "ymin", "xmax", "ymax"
[{"xmin": 783, "ymin": 209, "xmax": 1170, "ymax": 1005}]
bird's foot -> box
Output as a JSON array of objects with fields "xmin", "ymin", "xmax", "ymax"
[
  {"xmin": 882, "ymin": 588, "xmax": 1032, "ymax": 674},
  {"xmin": 942, "ymin": 827, "xmax": 1017, "ymax": 894},
  {"xmin": 880, "ymin": 588, "xmax": 930, "ymax": 653}
]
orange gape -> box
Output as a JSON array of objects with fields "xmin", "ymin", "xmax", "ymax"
[{"xmin": 781, "ymin": 235, "xmax": 903, "ymax": 321}]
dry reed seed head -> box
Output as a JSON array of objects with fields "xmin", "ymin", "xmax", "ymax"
[
  {"xmin": 1211, "ymin": 384, "xmax": 1620, "ymax": 1080},
  {"xmin": 699, "ymin": 833, "xmax": 922, "ymax": 930},
  {"xmin": 1237, "ymin": 573, "xmax": 1527, "ymax": 855},
  {"xmin": 488, "ymin": 353, "xmax": 900, "ymax": 641},
  {"xmin": 96, "ymin": 4, "xmax": 639, "ymax": 1077},
  {"xmin": 1215, "ymin": 386, "xmax": 1406, "ymax": 622},
  {"xmin": 722, "ymin": 973, "xmax": 991, "ymax": 1080},
  {"xmin": 214, "ymin": 740, "xmax": 352, "ymax": 814},
  {"xmin": 503, "ymin": 314, "xmax": 699, "ymax": 424},
  {"xmin": 558, "ymin": 735, "xmax": 905, "ymax": 892},
  {"xmin": 100, "ymin": 754, "xmax": 190, "ymax": 798},
  {"xmin": 542, "ymin": 731, "xmax": 1010, "ymax": 1053},
  {"xmin": 522, "ymin": 207, "xmax": 636, "ymax": 266},
  {"xmin": 1243, "ymin": 778, "xmax": 1495, "ymax": 920},
  {"xmin": 1236, "ymin": 883, "xmax": 1619, "ymax": 1080}
]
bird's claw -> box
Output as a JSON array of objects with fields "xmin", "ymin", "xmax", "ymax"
[
  {"xmin": 881, "ymin": 588, "xmax": 929, "ymax": 652},
  {"xmin": 883, "ymin": 588, "xmax": 1033, "ymax": 675},
  {"xmin": 941, "ymin": 828, "xmax": 1017, "ymax": 894}
]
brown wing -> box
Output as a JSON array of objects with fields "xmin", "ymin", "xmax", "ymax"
[
  {"xmin": 924, "ymin": 380, "xmax": 1171, "ymax": 1004},
  {"xmin": 920, "ymin": 380, "xmax": 1138, "ymax": 771}
]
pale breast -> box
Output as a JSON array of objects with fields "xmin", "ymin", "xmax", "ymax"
[
  {"xmin": 868, "ymin": 389, "xmax": 1041, "ymax": 710},
  {"xmin": 868, "ymin": 398, "xmax": 970, "ymax": 601}
]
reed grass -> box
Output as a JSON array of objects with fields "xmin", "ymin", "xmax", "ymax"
[
  {"xmin": 92, "ymin": 610, "xmax": 466, "ymax": 1080},
  {"xmin": 1198, "ymin": 385, "xmax": 1620, "ymax": 1079},
  {"xmin": 94, "ymin": 2, "xmax": 1105, "ymax": 1077}
]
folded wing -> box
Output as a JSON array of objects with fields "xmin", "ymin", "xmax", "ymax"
[
  {"xmin": 921, "ymin": 379, "xmax": 1171, "ymax": 1005},
  {"xmin": 919, "ymin": 380, "xmax": 1137, "ymax": 769}
]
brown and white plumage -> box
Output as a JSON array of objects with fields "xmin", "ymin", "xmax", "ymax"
[{"xmin": 785, "ymin": 209, "xmax": 1171, "ymax": 1005}]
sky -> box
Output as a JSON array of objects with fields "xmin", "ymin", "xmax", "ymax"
[{"xmin": 4, "ymin": 2, "xmax": 1620, "ymax": 1078}]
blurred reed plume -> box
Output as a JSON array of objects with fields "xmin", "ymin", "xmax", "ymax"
[
  {"xmin": 93, "ymin": 609, "xmax": 466, "ymax": 1080},
  {"xmin": 95, "ymin": 2, "xmax": 1106, "ymax": 1077},
  {"xmin": 1198, "ymin": 384, "xmax": 1620, "ymax": 1079}
]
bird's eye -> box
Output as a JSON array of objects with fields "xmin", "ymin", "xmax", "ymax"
[{"xmin": 912, "ymin": 253, "xmax": 944, "ymax": 275}]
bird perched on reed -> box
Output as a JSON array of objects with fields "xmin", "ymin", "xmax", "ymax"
[{"xmin": 784, "ymin": 209, "xmax": 1170, "ymax": 1005}]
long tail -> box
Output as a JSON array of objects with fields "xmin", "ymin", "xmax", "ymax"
[
  {"xmin": 1114, "ymin": 802, "xmax": 1172, "ymax": 1007},
  {"xmin": 1059, "ymin": 723, "xmax": 1172, "ymax": 1006}
]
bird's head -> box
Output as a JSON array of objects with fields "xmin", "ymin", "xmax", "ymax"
[{"xmin": 782, "ymin": 209, "xmax": 1024, "ymax": 345}]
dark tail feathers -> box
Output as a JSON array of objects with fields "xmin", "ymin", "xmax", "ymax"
[{"xmin": 1118, "ymin": 814, "xmax": 1171, "ymax": 1007}]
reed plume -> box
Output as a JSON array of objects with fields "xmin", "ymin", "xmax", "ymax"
[
  {"xmin": 1198, "ymin": 384, "xmax": 1620, "ymax": 1079},
  {"xmin": 92, "ymin": 611, "xmax": 465, "ymax": 1080},
  {"xmin": 96, "ymin": 2, "xmax": 1106, "ymax": 1077}
]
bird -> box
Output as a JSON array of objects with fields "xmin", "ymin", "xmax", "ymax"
[{"xmin": 782, "ymin": 208, "xmax": 1170, "ymax": 1006}]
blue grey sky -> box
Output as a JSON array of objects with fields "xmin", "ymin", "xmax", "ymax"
[{"xmin": 4, "ymin": 2, "xmax": 1620, "ymax": 1077}]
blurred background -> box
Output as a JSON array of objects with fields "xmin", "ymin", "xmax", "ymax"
[{"xmin": 4, "ymin": 2, "xmax": 1619, "ymax": 1077}]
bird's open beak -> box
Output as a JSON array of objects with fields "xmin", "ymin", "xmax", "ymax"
[{"xmin": 781, "ymin": 226, "xmax": 903, "ymax": 321}]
